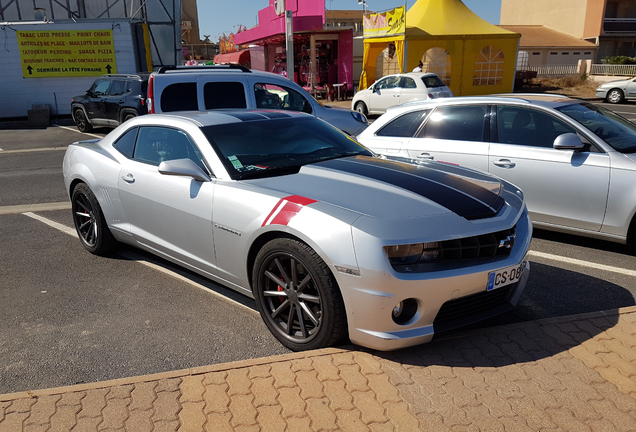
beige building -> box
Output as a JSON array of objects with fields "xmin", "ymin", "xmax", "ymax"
[
  {"xmin": 501, "ymin": 0, "xmax": 636, "ymax": 62},
  {"xmin": 498, "ymin": 25, "xmax": 598, "ymax": 67}
]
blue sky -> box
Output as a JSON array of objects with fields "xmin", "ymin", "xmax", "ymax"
[{"xmin": 196, "ymin": 0, "xmax": 502, "ymax": 40}]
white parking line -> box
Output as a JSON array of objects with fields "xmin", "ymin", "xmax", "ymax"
[
  {"xmin": 54, "ymin": 124, "xmax": 104, "ymax": 139},
  {"xmin": 528, "ymin": 250, "xmax": 636, "ymax": 277},
  {"xmin": 21, "ymin": 212, "xmax": 257, "ymax": 314}
]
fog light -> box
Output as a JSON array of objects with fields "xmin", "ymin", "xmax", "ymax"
[
  {"xmin": 392, "ymin": 302, "xmax": 403, "ymax": 317},
  {"xmin": 391, "ymin": 298, "xmax": 418, "ymax": 325}
]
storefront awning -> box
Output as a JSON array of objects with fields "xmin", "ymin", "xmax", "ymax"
[{"xmin": 214, "ymin": 49, "xmax": 250, "ymax": 65}]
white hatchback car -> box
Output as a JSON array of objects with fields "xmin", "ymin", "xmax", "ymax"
[
  {"xmin": 357, "ymin": 94, "xmax": 636, "ymax": 247},
  {"xmin": 352, "ymin": 72, "xmax": 453, "ymax": 116}
]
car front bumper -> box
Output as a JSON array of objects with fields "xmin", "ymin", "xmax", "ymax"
[{"xmin": 338, "ymin": 210, "xmax": 532, "ymax": 351}]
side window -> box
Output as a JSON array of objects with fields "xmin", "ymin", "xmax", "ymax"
[
  {"xmin": 161, "ymin": 83, "xmax": 198, "ymax": 112},
  {"xmin": 377, "ymin": 110, "xmax": 430, "ymax": 138},
  {"xmin": 113, "ymin": 127, "xmax": 138, "ymax": 158},
  {"xmin": 419, "ymin": 105, "xmax": 488, "ymax": 142},
  {"xmin": 376, "ymin": 76, "xmax": 400, "ymax": 90},
  {"xmin": 134, "ymin": 127, "xmax": 205, "ymax": 169},
  {"xmin": 254, "ymin": 83, "xmax": 310, "ymax": 113},
  {"xmin": 204, "ymin": 82, "xmax": 247, "ymax": 109},
  {"xmin": 497, "ymin": 106, "xmax": 577, "ymax": 148},
  {"xmin": 91, "ymin": 79, "xmax": 110, "ymax": 96},
  {"xmin": 402, "ymin": 77, "xmax": 417, "ymax": 89},
  {"xmin": 109, "ymin": 80, "xmax": 127, "ymax": 96}
]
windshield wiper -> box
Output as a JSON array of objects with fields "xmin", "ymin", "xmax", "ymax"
[{"xmin": 236, "ymin": 165, "xmax": 303, "ymax": 180}]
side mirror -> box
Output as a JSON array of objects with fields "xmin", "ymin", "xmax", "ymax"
[
  {"xmin": 553, "ymin": 133, "xmax": 585, "ymax": 151},
  {"xmin": 302, "ymin": 100, "xmax": 312, "ymax": 114},
  {"xmin": 372, "ymin": 85, "xmax": 377, "ymax": 93},
  {"xmin": 158, "ymin": 158, "xmax": 211, "ymax": 182}
]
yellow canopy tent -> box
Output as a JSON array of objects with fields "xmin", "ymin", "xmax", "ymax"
[{"xmin": 360, "ymin": 0, "xmax": 520, "ymax": 96}]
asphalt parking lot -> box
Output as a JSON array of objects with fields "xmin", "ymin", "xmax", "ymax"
[{"xmin": 1, "ymin": 101, "xmax": 635, "ymax": 395}]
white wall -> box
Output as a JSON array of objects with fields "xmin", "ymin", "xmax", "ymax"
[{"xmin": 0, "ymin": 20, "xmax": 138, "ymax": 118}]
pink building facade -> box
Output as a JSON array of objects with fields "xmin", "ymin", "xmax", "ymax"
[{"xmin": 234, "ymin": 0, "xmax": 354, "ymax": 93}]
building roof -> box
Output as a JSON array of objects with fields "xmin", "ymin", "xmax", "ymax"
[
  {"xmin": 325, "ymin": 10, "xmax": 364, "ymax": 21},
  {"xmin": 498, "ymin": 25, "xmax": 598, "ymax": 49},
  {"xmin": 406, "ymin": 0, "xmax": 518, "ymax": 37}
]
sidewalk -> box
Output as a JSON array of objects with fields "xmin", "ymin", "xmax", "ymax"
[{"xmin": 2, "ymin": 307, "xmax": 636, "ymax": 431}]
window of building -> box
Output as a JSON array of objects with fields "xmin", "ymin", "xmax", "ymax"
[
  {"xmin": 422, "ymin": 47, "xmax": 452, "ymax": 86},
  {"xmin": 532, "ymin": 52, "xmax": 541, "ymax": 55},
  {"xmin": 474, "ymin": 45, "xmax": 504, "ymax": 86}
]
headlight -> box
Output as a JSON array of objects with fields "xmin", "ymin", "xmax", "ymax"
[
  {"xmin": 385, "ymin": 242, "xmax": 439, "ymax": 265},
  {"xmin": 351, "ymin": 111, "xmax": 367, "ymax": 123}
]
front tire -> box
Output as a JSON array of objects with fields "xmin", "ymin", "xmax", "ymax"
[
  {"xmin": 73, "ymin": 108, "xmax": 93, "ymax": 132},
  {"xmin": 606, "ymin": 89, "xmax": 624, "ymax": 104},
  {"xmin": 252, "ymin": 238, "xmax": 347, "ymax": 351},
  {"xmin": 71, "ymin": 183, "xmax": 117, "ymax": 255},
  {"xmin": 354, "ymin": 101, "xmax": 368, "ymax": 116}
]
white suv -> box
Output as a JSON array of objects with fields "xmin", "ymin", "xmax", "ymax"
[
  {"xmin": 147, "ymin": 65, "xmax": 368, "ymax": 135},
  {"xmin": 352, "ymin": 72, "xmax": 453, "ymax": 116}
]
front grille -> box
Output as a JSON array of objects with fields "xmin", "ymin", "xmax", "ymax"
[
  {"xmin": 433, "ymin": 282, "xmax": 518, "ymax": 334},
  {"xmin": 439, "ymin": 226, "xmax": 516, "ymax": 260},
  {"xmin": 391, "ymin": 226, "xmax": 516, "ymax": 273}
]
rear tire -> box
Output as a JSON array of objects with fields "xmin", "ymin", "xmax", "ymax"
[
  {"xmin": 606, "ymin": 89, "xmax": 624, "ymax": 104},
  {"xmin": 123, "ymin": 111, "xmax": 137, "ymax": 123},
  {"xmin": 71, "ymin": 183, "xmax": 117, "ymax": 255},
  {"xmin": 73, "ymin": 109, "xmax": 93, "ymax": 133},
  {"xmin": 252, "ymin": 238, "xmax": 347, "ymax": 351},
  {"xmin": 354, "ymin": 101, "xmax": 368, "ymax": 116}
]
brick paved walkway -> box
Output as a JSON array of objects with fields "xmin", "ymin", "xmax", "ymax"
[{"xmin": 2, "ymin": 307, "xmax": 636, "ymax": 431}]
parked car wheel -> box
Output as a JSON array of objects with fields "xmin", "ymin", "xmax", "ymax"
[
  {"xmin": 123, "ymin": 112, "xmax": 137, "ymax": 123},
  {"xmin": 606, "ymin": 89, "xmax": 625, "ymax": 104},
  {"xmin": 73, "ymin": 109, "xmax": 93, "ymax": 132},
  {"xmin": 71, "ymin": 183, "xmax": 117, "ymax": 255},
  {"xmin": 252, "ymin": 238, "xmax": 347, "ymax": 351},
  {"xmin": 355, "ymin": 101, "xmax": 368, "ymax": 116}
]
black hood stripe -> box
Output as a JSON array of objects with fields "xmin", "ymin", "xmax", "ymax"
[{"xmin": 316, "ymin": 156, "xmax": 505, "ymax": 220}]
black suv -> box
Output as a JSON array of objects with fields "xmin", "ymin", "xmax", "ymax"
[{"xmin": 71, "ymin": 73, "xmax": 150, "ymax": 132}]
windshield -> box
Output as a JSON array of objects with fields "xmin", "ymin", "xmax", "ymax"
[
  {"xmin": 201, "ymin": 116, "xmax": 372, "ymax": 179},
  {"xmin": 557, "ymin": 102, "xmax": 636, "ymax": 153}
]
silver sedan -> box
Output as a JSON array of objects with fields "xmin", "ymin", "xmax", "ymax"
[
  {"xmin": 357, "ymin": 95, "xmax": 636, "ymax": 247},
  {"xmin": 596, "ymin": 77, "xmax": 636, "ymax": 104}
]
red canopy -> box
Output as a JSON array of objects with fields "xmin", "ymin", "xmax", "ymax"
[{"xmin": 214, "ymin": 50, "xmax": 250, "ymax": 65}]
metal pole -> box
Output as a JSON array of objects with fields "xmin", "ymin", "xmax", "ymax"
[{"xmin": 285, "ymin": 9, "xmax": 294, "ymax": 82}]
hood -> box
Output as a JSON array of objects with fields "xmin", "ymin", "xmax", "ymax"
[
  {"xmin": 248, "ymin": 156, "xmax": 505, "ymax": 221},
  {"xmin": 598, "ymin": 79, "xmax": 632, "ymax": 88}
]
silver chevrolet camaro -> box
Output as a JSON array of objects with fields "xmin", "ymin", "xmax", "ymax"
[{"xmin": 63, "ymin": 110, "xmax": 532, "ymax": 351}]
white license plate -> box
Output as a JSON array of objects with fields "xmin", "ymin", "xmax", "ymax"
[{"xmin": 487, "ymin": 261, "xmax": 526, "ymax": 291}]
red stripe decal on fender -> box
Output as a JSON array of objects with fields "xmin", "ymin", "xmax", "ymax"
[{"xmin": 262, "ymin": 195, "xmax": 318, "ymax": 227}]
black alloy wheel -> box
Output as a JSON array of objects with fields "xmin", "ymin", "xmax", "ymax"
[
  {"xmin": 74, "ymin": 109, "xmax": 93, "ymax": 133},
  {"xmin": 253, "ymin": 238, "xmax": 347, "ymax": 351},
  {"xmin": 71, "ymin": 183, "xmax": 116, "ymax": 255}
]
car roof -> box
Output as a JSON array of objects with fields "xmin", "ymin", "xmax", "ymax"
[
  {"xmin": 136, "ymin": 109, "xmax": 312, "ymax": 128},
  {"xmin": 100, "ymin": 73, "xmax": 150, "ymax": 80},
  {"xmin": 391, "ymin": 93, "xmax": 584, "ymax": 112}
]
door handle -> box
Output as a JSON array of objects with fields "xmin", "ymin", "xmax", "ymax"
[
  {"xmin": 493, "ymin": 159, "xmax": 515, "ymax": 168},
  {"xmin": 417, "ymin": 152, "xmax": 434, "ymax": 160},
  {"xmin": 121, "ymin": 173, "xmax": 135, "ymax": 183}
]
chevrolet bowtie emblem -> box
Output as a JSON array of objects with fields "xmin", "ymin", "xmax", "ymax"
[{"xmin": 498, "ymin": 234, "xmax": 515, "ymax": 249}]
